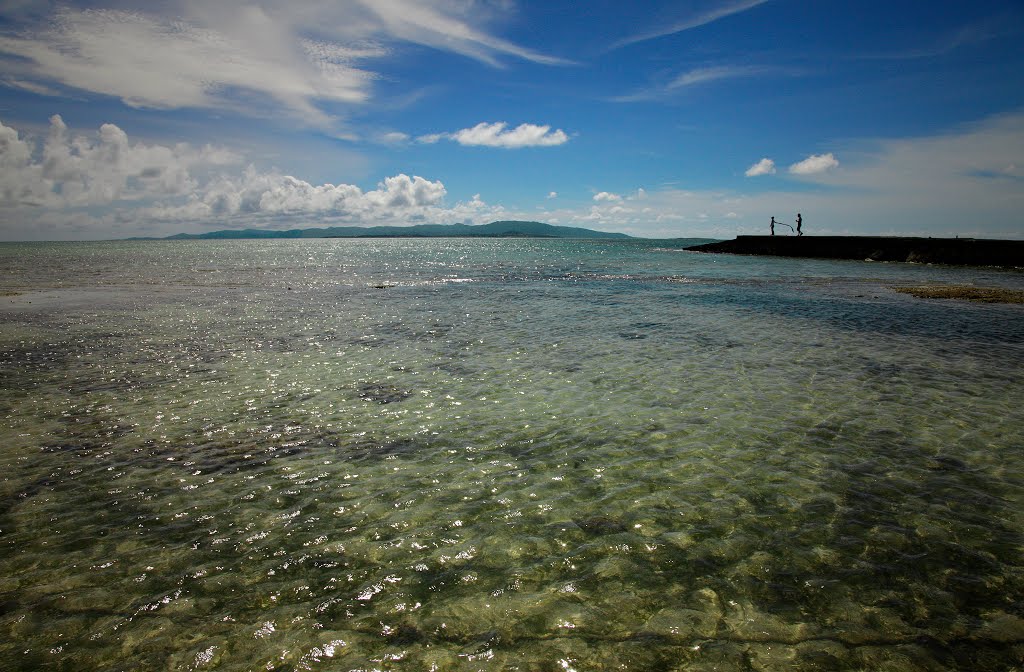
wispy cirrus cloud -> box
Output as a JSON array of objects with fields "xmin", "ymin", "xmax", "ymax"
[
  {"xmin": 0, "ymin": 1, "xmax": 566, "ymax": 132},
  {"xmin": 613, "ymin": 64, "xmax": 772, "ymax": 102},
  {"xmin": 856, "ymin": 17, "xmax": 1003, "ymax": 61},
  {"xmin": 348, "ymin": 0, "xmax": 571, "ymax": 67},
  {"xmin": 612, "ymin": 0, "xmax": 770, "ymax": 49},
  {"xmin": 0, "ymin": 7, "xmax": 373, "ymax": 129}
]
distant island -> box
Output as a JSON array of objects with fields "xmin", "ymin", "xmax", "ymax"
[
  {"xmin": 686, "ymin": 235, "xmax": 1024, "ymax": 268},
  {"xmin": 151, "ymin": 221, "xmax": 631, "ymax": 240}
]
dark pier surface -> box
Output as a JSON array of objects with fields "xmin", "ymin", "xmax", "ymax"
[{"xmin": 686, "ymin": 236, "xmax": 1024, "ymax": 267}]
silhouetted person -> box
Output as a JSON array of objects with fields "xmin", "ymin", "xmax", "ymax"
[
  {"xmin": 796, "ymin": 213, "xmax": 803, "ymax": 236},
  {"xmin": 770, "ymin": 216, "xmax": 775, "ymax": 236}
]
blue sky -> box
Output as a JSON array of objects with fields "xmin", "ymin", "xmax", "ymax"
[{"xmin": 0, "ymin": 0, "xmax": 1022, "ymax": 240}]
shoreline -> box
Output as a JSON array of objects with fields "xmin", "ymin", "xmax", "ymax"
[{"xmin": 685, "ymin": 235, "xmax": 1024, "ymax": 268}]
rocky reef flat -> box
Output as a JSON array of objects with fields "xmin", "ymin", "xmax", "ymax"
[{"xmin": 892, "ymin": 285, "xmax": 1024, "ymax": 303}]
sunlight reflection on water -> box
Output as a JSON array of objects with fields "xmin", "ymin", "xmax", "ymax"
[{"xmin": 1, "ymin": 239, "xmax": 1024, "ymax": 670}]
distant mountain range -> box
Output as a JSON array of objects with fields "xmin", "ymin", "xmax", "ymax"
[{"xmin": 156, "ymin": 221, "xmax": 631, "ymax": 240}]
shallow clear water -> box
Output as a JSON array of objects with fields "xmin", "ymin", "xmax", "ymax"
[{"xmin": 2, "ymin": 239, "xmax": 1023, "ymax": 671}]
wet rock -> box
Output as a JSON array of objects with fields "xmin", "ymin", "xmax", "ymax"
[{"xmin": 385, "ymin": 623, "xmax": 424, "ymax": 645}]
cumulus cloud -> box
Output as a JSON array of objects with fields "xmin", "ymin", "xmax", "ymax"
[
  {"xmin": 547, "ymin": 113, "xmax": 1024, "ymax": 238},
  {"xmin": 133, "ymin": 171, "xmax": 505, "ymax": 235},
  {"xmin": 0, "ymin": 115, "xmax": 240, "ymax": 208},
  {"xmin": 745, "ymin": 158, "xmax": 776, "ymax": 177},
  {"xmin": 0, "ymin": 115, "xmax": 514, "ymax": 238},
  {"xmin": 164, "ymin": 170, "xmax": 447, "ymax": 221},
  {"xmin": 0, "ymin": 115, "xmax": 452, "ymax": 217},
  {"xmin": 547, "ymin": 191, "xmax": 558, "ymax": 199},
  {"xmin": 421, "ymin": 122, "xmax": 569, "ymax": 149},
  {"xmin": 0, "ymin": 2, "xmax": 565, "ymax": 129},
  {"xmin": 789, "ymin": 153, "xmax": 839, "ymax": 175},
  {"xmin": 7, "ymin": 112, "xmax": 1024, "ymax": 241}
]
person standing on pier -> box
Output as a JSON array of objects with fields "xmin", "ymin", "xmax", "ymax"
[
  {"xmin": 770, "ymin": 217, "xmax": 775, "ymax": 236},
  {"xmin": 796, "ymin": 213, "xmax": 803, "ymax": 236}
]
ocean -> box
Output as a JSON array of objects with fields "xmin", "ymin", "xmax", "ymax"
[{"xmin": 1, "ymin": 238, "xmax": 1023, "ymax": 670}]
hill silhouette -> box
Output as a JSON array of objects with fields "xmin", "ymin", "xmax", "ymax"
[{"xmin": 161, "ymin": 221, "xmax": 630, "ymax": 240}]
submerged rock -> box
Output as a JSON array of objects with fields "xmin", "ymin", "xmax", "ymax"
[
  {"xmin": 573, "ymin": 516, "xmax": 629, "ymax": 536},
  {"xmin": 358, "ymin": 382, "xmax": 412, "ymax": 404}
]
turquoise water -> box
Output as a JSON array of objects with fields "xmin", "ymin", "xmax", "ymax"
[{"xmin": 1, "ymin": 239, "xmax": 1023, "ymax": 671}]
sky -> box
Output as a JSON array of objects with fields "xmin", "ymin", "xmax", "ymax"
[{"xmin": 0, "ymin": 0, "xmax": 1022, "ymax": 240}]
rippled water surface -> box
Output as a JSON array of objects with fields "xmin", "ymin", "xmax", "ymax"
[{"xmin": 2, "ymin": 239, "xmax": 1024, "ymax": 671}]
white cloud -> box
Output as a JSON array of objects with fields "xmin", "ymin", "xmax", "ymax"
[
  {"xmin": 1, "ymin": 77, "xmax": 61, "ymax": 97},
  {"xmin": 416, "ymin": 133, "xmax": 445, "ymax": 145},
  {"xmin": 0, "ymin": 115, "xmax": 515, "ymax": 239},
  {"xmin": 5, "ymin": 111, "xmax": 1024, "ymax": 241},
  {"xmin": 0, "ymin": 8, "xmax": 367, "ymax": 128},
  {"xmin": 378, "ymin": 131, "xmax": 411, "ymax": 145},
  {"xmin": 745, "ymin": 157, "xmax": 776, "ymax": 176},
  {"xmin": 134, "ymin": 171, "xmax": 506, "ymax": 234},
  {"xmin": 420, "ymin": 122, "xmax": 570, "ymax": 149},
  {"xmin": 0, "ymin": 115, "xmax": 240, "ymax": 209},
  {"xmin": 346, "ymin": 0, "xmax": 570, "ymax": 67},
  {"xmin": 547, "ymin": 191, "xmax": 558, "ymax": 199},
  {"xmin": 0, "ymin": 120, "xmax": 46, "ymax": 206},
  {"xmin": 0, "ymin": 2, "xmax": 565, "ymax": 130},
  {"xmin": 128, "ymin": 167, "xmax": 464, "ymax": 223},
  {"xmin": 548, "ymin": 113, "xmax": 1024, "ymax": 238},
  {"xmin": 450, "ymin": 122, "xmax": 569, "ymax": 148},
  {"xmin": 789, "ymin": 153, "xmax": 839, "ymax": 175},
  {"xmin": 190, "ymin": 171, "xmax": 447, "ymax": 218}
]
